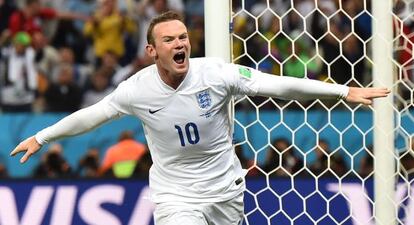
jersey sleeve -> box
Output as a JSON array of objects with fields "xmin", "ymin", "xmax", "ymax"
[
  {"xmin": 254, "ymin": 73, "xmax": 349, "ymax": 101},
  {"xmin": 222, "ymin": 61, "xmax": 348, "ymax": 100},
  {"xmin": 34, "ymin": 100, "xmax": 119, "ymax": 145},
  {"xmin": 101, "ymin": 80, "xmax": 134, "ymax": 117},
  {"xmin": 34, "ymin": 80, "xmax": 136, "ymax": 145},
  {"xmin": 222, "ymin": 63, "xmax": 262, "ymax": 96}
]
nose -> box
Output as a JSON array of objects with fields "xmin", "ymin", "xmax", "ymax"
[{"xmin": 174, "ymin": 38, "xmax": 184, "ymax": 49}]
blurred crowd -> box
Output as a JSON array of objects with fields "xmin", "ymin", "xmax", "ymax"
[
  {"xmin": 0, "ymin": 0, "xmax": 413, "ymax": 179},
  {"xmin": 0, "ymin": 0, "xmax": 413, "ymax": 113},
  {"xmin": 0, "ymin": 0, "xmax": 204, "ymax": 113}
]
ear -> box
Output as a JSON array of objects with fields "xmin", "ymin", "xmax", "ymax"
[{"xmin": 145, "ymin": 44, "xmax": 156, "ymax": 58}]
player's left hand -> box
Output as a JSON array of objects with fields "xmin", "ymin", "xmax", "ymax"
[
  {"xmin": 10, "ymin": 136, "xmax": 42, "ymax": 163},
  {"xmin": 345, "ymin": 87, "xmax": 390, "ymax": 105}
]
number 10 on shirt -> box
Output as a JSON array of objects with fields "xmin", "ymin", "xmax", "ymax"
[{"xmin": 174, "ymin": 123, "xmax": 200, "ymax": 147}]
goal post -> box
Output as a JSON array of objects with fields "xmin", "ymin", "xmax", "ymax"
[
  {"xmin": 204, "ymin": 0, "xmax": 235, "ymax": 140},
  {"xmin": 372, "ymin": 0, "xmax": 396, "ymax": 225},
  {"xmin": 204, "ymin": 0, "xmax": 231, "ymax": 62}
]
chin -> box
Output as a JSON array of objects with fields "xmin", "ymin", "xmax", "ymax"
[
  {"xmin": 175, "ymin": 67, "xmax": 189, "ymax": 76},
  {"xmin": 175, "ymin": 62, "xmax": 189, "ymax": 74}
]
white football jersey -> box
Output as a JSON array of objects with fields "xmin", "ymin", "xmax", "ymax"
[{"xmin": 104, "ymin": 57, "xmax": 260, "ymax": 203}]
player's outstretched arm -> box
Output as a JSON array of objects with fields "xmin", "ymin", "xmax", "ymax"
[
  {"xmin": 253, "ymin": 72, "xmax": 390, "ymax": 104},
  {"xmin": 345, "ymin": 87, "xmax": 390, "ymax": 105},
  {"xmin": 10, "ymin": 101, "xmax": 120, "ymax": 163}
]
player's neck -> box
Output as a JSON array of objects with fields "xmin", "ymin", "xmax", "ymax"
[{"xmin": 157, "ymin": 67, "xmax": 186, "ymax": 90}]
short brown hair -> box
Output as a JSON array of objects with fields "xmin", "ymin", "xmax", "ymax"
[{"xmin": 147, "ymin": 11, "xmax": 184, "ymax": 45}]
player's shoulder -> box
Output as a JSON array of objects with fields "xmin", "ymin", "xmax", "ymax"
[
  {"xmin": 189, "ymin": 57, "xmax": 226, "ymax": 69},
  {"xmin": 112, "ymin": 64, "xmax": 157, "ymax": 96},
  {"xmin": 123, "ymin": 63, "xmax": 157, "ymax": 84},
  {"xmin": 189, "ymin": 57, "xmax": 229, "ymax": 79}
]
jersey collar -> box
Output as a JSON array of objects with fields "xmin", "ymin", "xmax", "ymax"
[{"xmin": 155, "ymin": 61, "xmax": 193, "ymax": 93}]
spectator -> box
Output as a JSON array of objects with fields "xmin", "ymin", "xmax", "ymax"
[
  {"xmin": 43, "ymin": 63, "xmax": 83, "ymax": 112},
  {"xmin": 8, "ymin": 0, "xmax": 88, "ymax": 38},
  {"xmin": 81, "ymin": 67, "xmax": 114, "ymax": 108},
  {"xmin": 57, "ymin": 46, "xmax": 93, "ymax": 86},
  {"xmin": 0, "ymin": 32, "xmax": 37, "ymax": 112},
  {"xmin": 262, "ymin": 138, "xmax": 303, "ymax": 176},
  {"xmin": 0, "ymin": 0, "xmax": 17, "ymax": 40},
  {"xmin": 282, "ymin": 30, "xmax": 319, "ymax": 79},
  {"xmin": 131, "ymin": 150, "xmax": 153, "ymax": 178},
  {"xmin": 308, "ymin": 139, "xmax": 329, "ymax": 176},
  {"xmin": 100, "ymin": 50, "xmax": 122, "ymax": 80},
  {"xmin": 65, "ymin": 0, "xmax": 97, "ymax": 32},
  {"xmin": 400, "ymin": 137, "xmax": 414, "ymax": 178},
  {"xmin": 166, "ymin": 0, "xmax": 184, "ymax": 14},
  {"xmin": 264, "ymin": 16, "xmax": 285, "ymax": 75},
  {"xmin": 359, "ymin": 145, "xmax": 374, "ymax": 178},
  {"xmin": 52, "ymin": 0, "xmax": 96, "ymax": 59},
  {"xmin": 100, "ymin": 130, "xmax": 147, "ymax": 178},
  {"xmin": 309, "ymin": 139, "xmax": 347, "ymax": 177},
  {"xmin": 0, "ymin": 163, "xmax": 9, "ymax": 178},
  {"xmin": 184, "ymin": 0, "xmax": 203, "ymax": 19},
  {"xmin": 187, "ymin": 15, "xmax": 205, "ymax": 57},
  {"xmin": 310, "ymin": 2, "xmax": 366, "ymax": 85},
  {"xmin": 33, "ymin": 143, "xmax": 73, "ymax": 178},
  {"xmin": 83, "ymin": 0, "xmax": 136, "ymax": 65},
  {"xmin": 112, "ymin": 55, "xmax": 152, "ymax": 85},
  {"xmin": 82, "ymin": 50, "xmax": 120, "ymax": 90},
  {"xmin": 31, "ymin": 31, "xmax": 59, "ymax": 77},
  {"xmin": 234, "ymin": 144, "xmax": 257, "ymax": 177},
  {"xmin": 77, "ymin": 148, "xmax": 100, "ymax": 178},
  {"xmin": 135, "ymin": 0, "xmax": 169, "ymax": 58},
  {"xmin": 330, "ymin": 147, "xmax": 348, "ymax": 177},
  {"xmin": 235, "ymin": 144, "xmax": 250, "ymax": 170}
]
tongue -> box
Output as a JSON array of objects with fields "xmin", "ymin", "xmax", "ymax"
[{"xmin": 175, "ymin": 58, "xmax": 184, "ymax": 64}]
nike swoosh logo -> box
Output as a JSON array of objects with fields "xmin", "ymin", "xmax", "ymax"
[{"xmin": 149, "ymin": 107, "xmax": 164, "ymax": 114}]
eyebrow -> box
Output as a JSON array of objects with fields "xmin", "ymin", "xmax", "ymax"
[{"xmin": 161, "ymin": 32, "xmax": 188, "ymax": 40}]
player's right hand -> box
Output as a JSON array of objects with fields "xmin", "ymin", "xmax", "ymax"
[{"xmin": 10, "ymin": 136, "xmax": 42, "ymax": 163}]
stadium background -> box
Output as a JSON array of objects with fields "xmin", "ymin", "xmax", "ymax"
[{"xmin": 0, "ymin": 0, "xmax": 413, "ymax": 225}]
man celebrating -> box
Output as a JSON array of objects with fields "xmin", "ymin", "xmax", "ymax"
[{"xmin": 11, "ymin": 11, "xmax": 389, "ymax": 225}]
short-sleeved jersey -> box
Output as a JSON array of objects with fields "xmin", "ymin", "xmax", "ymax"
[{"xmin": 103, "ymin": 57, "xmax": 261, "ymax": 203}]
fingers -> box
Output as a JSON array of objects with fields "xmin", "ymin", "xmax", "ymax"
[
  {"xmin": 10, "ymin": 144, "xmax": 31, "ymax": 164},
  {"xmin": 10, "ymin": 144, "xmax": 24, "ymax": 156},
  {"xmin": 10, "ymin": 136, "xmax": 41, "ymax": 164},
  {"xmin": 357, "ymin": 88, "xmax": 390, "ymax": 105},
  {"xmin": 359, "ymin": 88, "xmax": 390, "ymax": 101},
  {"xmin": 362, "ymin": 99, "xmax": 372, "ymax": 105},
  {"xmin": 20, "ymin": 151, "xmax": 33, "ymax": 164}
]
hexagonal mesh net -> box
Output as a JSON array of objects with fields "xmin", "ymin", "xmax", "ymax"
[{"xmin": 230, "ymin": 0, "xmax": 414, "ymax": 224}]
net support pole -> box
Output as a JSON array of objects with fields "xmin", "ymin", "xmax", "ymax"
[
  {"xmin": 204, "ymin": 0, "xmax": 231, "ymax": 62},
  {"xmin": 372, "ymin": 1, "xmax": 396, "ymax": 225},
  {"xmin": 204, "ymin": 0, "xmax": 235, "ymax": 137}
]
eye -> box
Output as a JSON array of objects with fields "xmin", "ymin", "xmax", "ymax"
[{"xmin": 163, "ymin": 37, "xmax": 173, "ymax": 42}]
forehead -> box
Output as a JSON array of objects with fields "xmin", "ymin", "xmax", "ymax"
[{"xmin": 153, "ymin": 20, "xmax": 187, "ymax": 38}]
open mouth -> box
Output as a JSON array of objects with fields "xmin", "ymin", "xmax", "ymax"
[{"xmin": 173, "ymin": 52, "xmax": 185, "ymax": 65}]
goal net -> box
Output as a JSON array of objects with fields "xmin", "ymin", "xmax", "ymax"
[{"xmin": 230, "ymin": 0, "xmax": 414, "ymax": 224}]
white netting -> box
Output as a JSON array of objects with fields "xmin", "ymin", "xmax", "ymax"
[{"xmin": 230, "ymin": 0, "xmax": 414, "ymax": 224}]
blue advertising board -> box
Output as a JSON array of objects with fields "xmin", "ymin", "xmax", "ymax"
[
  {"xmin": 2, "ymin": 110, "xmax": 413, "ymax": 178},
  {"xmin": 0, "ymin": 178, "xmax": 412, "ymax": 225}
]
